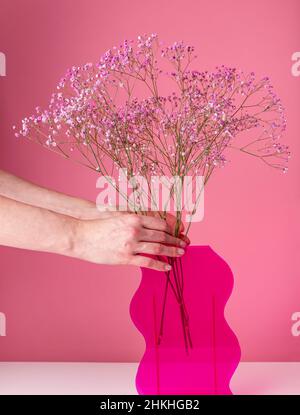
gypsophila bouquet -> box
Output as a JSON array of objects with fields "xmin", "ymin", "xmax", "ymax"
[{"xmin": 15, "ymin": 34, "xmax": 289, "ymax": 353}]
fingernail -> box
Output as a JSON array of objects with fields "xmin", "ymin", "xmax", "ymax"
[
  {"xmin": 180, "ymin": 240, "xmax": 187, "ymax": 247},
  {"xmin": 177, "ymin": 248, "xmax": 185, "ymax": 255},
  {"xmin": 165, "ymin": 264, "xmax": 172, "ymax": 271}
]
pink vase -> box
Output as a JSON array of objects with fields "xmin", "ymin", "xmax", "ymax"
[{"xmin": 129, "ymin": 245, "xmax": 241, "ymax": 395}]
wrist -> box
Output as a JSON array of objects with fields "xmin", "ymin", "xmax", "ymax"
[
  {"xmin": 62, "ymin": 216, "xmax": 82, "ymax": 259},
  {"xmin": 54, "ymin": 198, "xmax": 94, "ymax": 220},
  {"xmin": 62, "ymin": 199, "xmax": 109, "ymax": 220},
  {"xmin": 64, "ymin": 217, "xmax": 98, "ymax": 263}
]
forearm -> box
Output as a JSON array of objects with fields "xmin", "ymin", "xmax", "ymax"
[
  {"xmin": 0, "ymin": 195, "xmax": 76, "ymax": 256},
  {"xmin": 0, "ymin": 169, "xmax": 107, "ymax": 219}
]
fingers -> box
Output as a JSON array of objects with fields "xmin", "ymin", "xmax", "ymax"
[
  {"xmin": 164, "ymin": 212, "xmax": 185, "ymax": 234},
  {"xmin": 179, "ymin": 233, "xmax": 190, "ymax": 245},
  {"xmin": 140, "ymin": 215, "xmax": 172, "ymax": 234},
  {"xmin": 129, "ymin": 254, "xmax": 172, "ymax": 272},
  {"xmin": 123, "ymin": 214, "xmax": 190, "ymax": 278},
  {"xmin": 139, "ymin": 213, "xmax": 186, "ymax": 243},
  {"xmin": 143, "ymin": 211, "xmax": 185, "ymax": 233},
  {"xmin": 140, "ymin": 228, "xmax": 187, "ymax": 247},
  {"xmin": 134, "ymin": 242, "xmax": 185, "ymax": 257},
  {"xmin": 122, "ymin": 213, "xmax": 190, "ymax": 272}
]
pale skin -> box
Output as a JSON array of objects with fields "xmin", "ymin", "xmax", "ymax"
[{"xmin": 0, "ymin": 169, "xmax": 189, "ymax": 271}]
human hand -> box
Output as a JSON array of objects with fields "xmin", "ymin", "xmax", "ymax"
[{"xmin": 71, "ymin": 213, "xmax": 188, "ymax": 271}]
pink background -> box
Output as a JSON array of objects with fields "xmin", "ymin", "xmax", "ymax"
[{"xmin": 0, "ymin": 0, "xmax": 299, "ymax": 361}]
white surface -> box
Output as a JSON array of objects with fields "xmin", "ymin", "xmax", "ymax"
[
  {"xmin": 0, "ymin": 362, "xmax": 299, "ymax": 395},
  {"xmin": 231, "ymin": 362, "xmax": 300, "ymax": 395}
]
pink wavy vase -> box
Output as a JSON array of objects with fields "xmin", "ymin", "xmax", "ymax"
[{"xmin": 129, "ymin": 245, "xmax": 241, "ymax": 395}]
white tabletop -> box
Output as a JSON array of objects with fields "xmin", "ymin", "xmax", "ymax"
[{"xmin": 0, "ymin": 362, "xmax": 299, "ymax": 395}]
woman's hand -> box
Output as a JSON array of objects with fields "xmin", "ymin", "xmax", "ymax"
[{"xmin": 72, "ymin": 213, "xmax": 188, "ymax": 271}]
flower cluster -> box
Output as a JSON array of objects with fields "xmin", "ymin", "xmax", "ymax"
[{"xmin": 16, "ymin": 35, "xmax": 289, "ymax": 184}]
